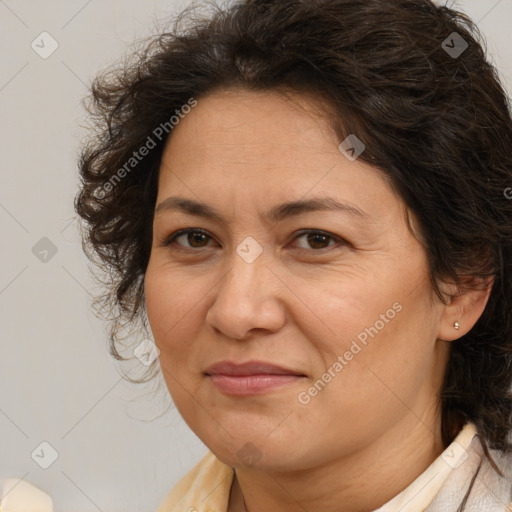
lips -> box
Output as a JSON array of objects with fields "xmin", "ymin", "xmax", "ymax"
[
  {"xmin": 205, "ymin": 360, "xmax": 305, "ymax": 377},
  {"xmin": 205, "ymin": 360, "xmax": 306, "ymax": 396}
]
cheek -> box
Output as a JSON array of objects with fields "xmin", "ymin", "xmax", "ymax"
[
  {"xmin": 144, "ymin": 266, "xmax": 207, "ymax": 358},
  {"xmin": 144, "ymin": 268, "xmax": 211, "ymax": 415},
  {"xmin": 287, "ymin": 266, "xmax": 402, "ymax": 356},
  {"xmin": 292, "ymin": 265, "xmax": 436, "ymax": 396},
  {"xmin": 291, "ymin": 292, "xmax": 435, "ymax": 457}
]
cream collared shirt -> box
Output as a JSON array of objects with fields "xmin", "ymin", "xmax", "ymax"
[
  {"xmin": 157, "ymin": 422, "xmax": 512, "ymax": 512},
  {"xmin": 1, "ymin": 423, "xmax": 510, "ymax": 511}
]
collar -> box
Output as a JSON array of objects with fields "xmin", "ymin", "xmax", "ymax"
[{"xmin": 157, "ymin": 422, "xmax": 479, "ymax": 512}]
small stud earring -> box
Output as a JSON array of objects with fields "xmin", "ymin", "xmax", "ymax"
[{"xmin": 454, "ymin": 321, "xmax": 460, "ymax": 330}]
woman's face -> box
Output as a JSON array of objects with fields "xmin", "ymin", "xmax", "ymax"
[{"xmin": 144, "ymin": 88, "xmax": 450, "ymax": 471}]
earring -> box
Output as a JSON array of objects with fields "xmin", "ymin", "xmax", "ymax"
[{"xmin": 454, "ymin": 321, "xmax": 460, "ymax": 330}]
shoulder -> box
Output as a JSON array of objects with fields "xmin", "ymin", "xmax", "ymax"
[
  {"xmin": 156, "ymin": 451, "xmax": 235, "ymax": 512},
  {"xmin": 428, "ymin": 433, "xmax": 512, "ymax": 512},
  {"xmin": 483, "ymin": 445, "xmax": 512, "ymax": 504},
  {"xmin": 469, "ymin": 445, "xmax": 512, "ymax": 511}
]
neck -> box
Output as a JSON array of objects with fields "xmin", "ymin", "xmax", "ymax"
[{"xmin": 229, "ymin": 412, "xmax": 445, "ymax": 512}]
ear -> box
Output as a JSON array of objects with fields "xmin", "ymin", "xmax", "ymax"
[{"xmin": 437, "ymin": 277, "xmax": 494, "ymax": 342}]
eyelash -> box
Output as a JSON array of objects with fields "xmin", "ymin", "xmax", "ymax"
[{"xmin": 162, "ymin": 228, "xmax": 346, "ymax": 252}]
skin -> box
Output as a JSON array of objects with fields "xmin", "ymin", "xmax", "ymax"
[{"xmin": 144, "ymin": 88, "xmax": 491, "ymax": 512}]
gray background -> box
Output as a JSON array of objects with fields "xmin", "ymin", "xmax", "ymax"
[{"xmin": 1, "ymin": 1, "xmax": 511, "ymax": 511}]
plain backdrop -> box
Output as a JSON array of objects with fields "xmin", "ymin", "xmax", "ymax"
[{"xmin": 1, "ymin": 1, "xmax": 511, "ymax": 511}]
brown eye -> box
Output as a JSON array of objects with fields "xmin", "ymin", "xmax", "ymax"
[
  {"xmin": 293, "ymin": 230, "xmax": 342, "ymax": 250},
  {"xmin": 164, "ymin": 229, "xmax": 215, "ymax": 249}
]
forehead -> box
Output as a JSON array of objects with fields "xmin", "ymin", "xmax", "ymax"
[
  {"xmin": 156, "ymin": 88, "xmax": 404, "ymax": 225},
  {"xmin": 162, "ymin": 88, "xmax": 340, "ymax": 163}
]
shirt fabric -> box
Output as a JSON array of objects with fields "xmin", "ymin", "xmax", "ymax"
[
  {"xmin": 0, "ymin": 479, "xmax": 53, "ymax": 512},
  {"xmin": 157, "ymin": 422, "xmax": 512, "ymax": 512}
]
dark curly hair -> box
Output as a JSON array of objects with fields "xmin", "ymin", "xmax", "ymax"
[{"xmin": 75, "ymin": 0, "xmax": 512, "ymax": 502}]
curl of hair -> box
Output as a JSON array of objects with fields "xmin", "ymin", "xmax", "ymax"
[{"xmin": 75, "ymin": 0, "xmax": 512, "ymax": 472}]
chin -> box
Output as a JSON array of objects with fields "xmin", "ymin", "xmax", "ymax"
[{"xmin": 200, "ymin": 427, "xmax": 303, "ymax": 471}]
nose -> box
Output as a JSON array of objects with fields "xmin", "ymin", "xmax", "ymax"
[{"xmin": 205, "ymin": 251, "xmax": 287, "ymax": 341}]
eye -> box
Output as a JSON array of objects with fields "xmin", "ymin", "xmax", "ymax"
[
  {"xmin": 292, "ymin": 230, "xmax": 344, "ymax": 250},
  {"xmin": 162, "ymin": 228, "xmax": 345, "ymax": 252},
  {"xmin": 163, "ymin": 228, "xmax": 217, "ymax": 249}
]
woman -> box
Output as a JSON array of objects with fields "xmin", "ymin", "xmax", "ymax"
[{"xmin": 75, "ymin": 0, "xmax": 512, "ymax": 510}]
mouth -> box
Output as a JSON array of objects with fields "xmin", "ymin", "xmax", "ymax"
[{"xmin": 205, "ymin": 360, "xmax": 307, "ymax": 396}]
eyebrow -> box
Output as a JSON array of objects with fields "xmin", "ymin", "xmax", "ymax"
[{"xmin": 154, "ymin": 196, "xmax": 369, "ymax": 224}]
